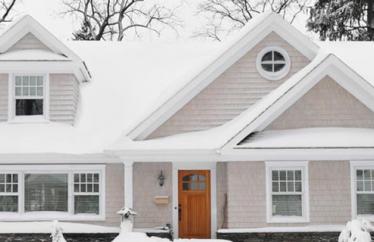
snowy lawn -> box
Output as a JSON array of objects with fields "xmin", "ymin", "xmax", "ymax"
[{"xmin": 113, "ymin": 232, "xmax": 230, "ymax": 242}]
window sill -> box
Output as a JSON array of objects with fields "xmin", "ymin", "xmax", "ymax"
[
  {"xmin": 267, "ymin": 215, "xmax": 309, "ymax": 224},
  {"xmin": 0, "ymin": 212, "xmax": 105, "ymax": 221},
  {"xmin": 8, "ymin": 116, "xmax": 49, "ymax": 124}
]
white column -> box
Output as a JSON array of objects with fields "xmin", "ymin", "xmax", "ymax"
[{"xmin": 124, "ymin": 161, "xmax": 134, "ymax": 208}]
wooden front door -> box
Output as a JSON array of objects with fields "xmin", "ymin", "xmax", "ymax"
[{"xmin": 178, "ymin": 170, "xmax": 211, "ymax": 239}]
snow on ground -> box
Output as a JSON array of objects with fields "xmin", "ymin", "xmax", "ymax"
[
  {"xmin": 0, "ymin": 221, "xmax": 119, "ymax": 233},
  {"xmin": 218, "ymin": 224, "xmax": 345, "ymax": 233}
]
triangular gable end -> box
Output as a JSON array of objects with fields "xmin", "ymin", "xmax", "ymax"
[
  {"xmin": 127, "ymin": 12, "xmax": 320, "ymax": 140},
  {"xmin": 0, "ymin": 15, "xmax": 91, "ymax": 82},
  {"xmin": 222, "ymin": 54, "xmax": 374, "ymax": 150},
  {"xmin": 8, "ymin": 32, "xmax": 52, "ymax": 52}
]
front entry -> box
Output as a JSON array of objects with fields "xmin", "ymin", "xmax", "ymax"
[{"xmin": 178, "ymin": 170, "xmax": 211, "ymax": 238}]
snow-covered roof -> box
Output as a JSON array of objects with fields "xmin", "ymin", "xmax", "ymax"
[
  {"xmin": 0, "ymin": 49, "xmax": 70, "ymax": 61},
  {"xmin": 237, "ymin": 128, "xmax": 374, "ymax": 149},
  {"xmin": 0, "ymin": 41, "xmax": 221, "ymax": 154},
  {"xmin": 2, "ymin": 14, "xmax": 374, "ymax": 158}
]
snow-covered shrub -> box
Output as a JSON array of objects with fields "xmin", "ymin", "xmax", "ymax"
[
  {"xmin": 339, "ymin": 219, "xmax": 372, "ymax": 242},
  {"xmin": 51, "ymin": 220, "xmax": 67, "ymax": 242},
  {"xmin": 117, "ymin": 207, "xmax": 137, "ymax": 233}
]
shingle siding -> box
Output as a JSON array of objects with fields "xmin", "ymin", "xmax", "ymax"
[
  {"xmin": 49, "ymin": 74, "xmax": 79, "ymax": 125},
  {"xmin": 148, "ymin": 32, "xmax": 310, "ymax": 139},
  {"xmin": 267, "ymin": 76, "xmax": 374, "ymax": 130},
  {"xmin": 225, "ymin": 161, "xmax": 351, "ymax": 228},
  {"xmin": 133, "ymin": 162, "xmax": 173, "ymax": 228},
  {"xmin": 9, "ymin": 33, "xmax": 50, "ymax": 51},
  {"xmin": 0, "ymin": 74, "xmax": 8, "ymax": 121}
]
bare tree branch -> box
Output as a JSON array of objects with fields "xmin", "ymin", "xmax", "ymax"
[
  {"xmin": 195, "ymin": 0, "xmax": 312, "ymax": 41},
  {"xmin": 0, "ymin": 0, "xmax": 17, "ymax": 23},
  {"xmin": 62, "ymin": 0, "xmax": 181, "ymax": 40}
]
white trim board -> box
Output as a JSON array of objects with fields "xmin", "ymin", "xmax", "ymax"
[
  {"xmin": 172, "ymin": 162, "xmax": 217, "ymax": 239},
  {"xmin": 126, "ymin": 12, "xmax": 319, "ymax": 140}
]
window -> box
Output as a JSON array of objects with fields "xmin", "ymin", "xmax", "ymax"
[
  {"xmin": 9, "ymin": 74, "xmax": 48, "ymax": 121},
  {"xmin": 0, "ymin": 173, "xmax": 18, "ymax": 212},
  {"xmin": 24, "ymin": 174, "xmax": 68, "ymax": 212},
  {"xmin": 266, "ymin": 162, "xmax": 309, "ymax": 223},
  {"xmin": 74, "ymin": 173, "xmax": 100, "ymax": 214},
  {"xmin": 351, "ymin": 163, "xmax": 374, "ymax": 218},
  {"xmin": 256, "ymin": 47, "xmax": 291, "ymax": 81},
  {"xmin": 0, "ymin": 165, "xmax": 105, "ymax": 221}
]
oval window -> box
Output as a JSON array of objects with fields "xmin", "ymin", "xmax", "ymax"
[{"xmin": 256, "ymin": 47, "xmax": 291, "ymax": 80}]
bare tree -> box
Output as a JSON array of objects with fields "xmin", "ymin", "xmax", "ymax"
[
  {"xmin": 0, "ymin": 0, "xmax": 17, "ymax": 23},
  {"xmin": 195, "ymin": 0, "xmax": 312, "ymax": 41},
  {"xmin": 62, "ymin": 0, "xmax": 180, "ymax": 41}
]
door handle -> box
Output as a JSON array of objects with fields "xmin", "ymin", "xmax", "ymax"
[{"xmin": 178, "ymin": 204, "xmax": 182, "ymax": 222}]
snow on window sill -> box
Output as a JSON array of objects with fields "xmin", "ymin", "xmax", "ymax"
[
  {"xmin": 267, "ymin": 215, "xmax": 309, "ymax": 224},
  {"xmin": 0, "ymin": 211, "xmax": 105, "ymax": 221},
  {"xmin": 8, "ymin": 115, "xmax": 49, "ymax": 124}
]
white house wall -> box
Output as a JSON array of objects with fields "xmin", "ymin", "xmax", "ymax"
[{"xmin": 149, "ymin": 32, "xmax": 310, "ymax": 139}]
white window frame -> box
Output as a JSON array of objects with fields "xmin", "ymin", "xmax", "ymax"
[
  {"xmin": 256, "ymin": 46, "xmax": 291, "ymax": 81},
  {"xmin": 0, "ymin": 172, "xmax": 21, "ymax": 213},
  {"xmin": 8, "ymin": 73, "xmax": 49, "ymax": 122},
  {"xmin": 0, "ymin": 165, "xmax": 105, "ymax": 221},
  {"xmin": 265, "ymin": 161, "xmax": 309, "ymax": 223},
  {"xmin": 350, "ymin": 161, "xmax": 374, "ymax": 221}
]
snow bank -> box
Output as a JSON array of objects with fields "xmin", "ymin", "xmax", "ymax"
[
  {"xmin": 338, "ymin": 219, "xmax": 372, "ymax": 242},
  {"xmin": 112, "ymin": 232, "xmax": 230, "ymax": 242}
]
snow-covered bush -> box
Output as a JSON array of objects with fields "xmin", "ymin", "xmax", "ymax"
[
  {"xmin": 117, "ymin": 207, "xmax": 137, "ymax": 233},
  {"xmin": 339, "ymin": 219, "xmax": 372, "ymax": 242},
  {"xmin": 51, "ymin": 220, "xmax": 67, "ymax": 242}
]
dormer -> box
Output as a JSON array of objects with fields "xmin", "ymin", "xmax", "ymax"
[{"xmin": 0, "ymin": 15, "xmax": 91, "ymax": 124}]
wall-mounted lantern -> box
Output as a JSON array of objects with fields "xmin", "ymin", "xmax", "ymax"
[{"xmin": 158, "ymin": 170, "xmax": 165, "ymax": 187}]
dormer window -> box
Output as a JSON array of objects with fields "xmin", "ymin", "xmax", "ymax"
[{"xmin": 9, "ymin": 74, "xmax": 48, "ymax": 122}]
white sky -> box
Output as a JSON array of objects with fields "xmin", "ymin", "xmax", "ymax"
[{"xmin": 15, "ymin": 0, "xmax": 314, "ymax": 41}]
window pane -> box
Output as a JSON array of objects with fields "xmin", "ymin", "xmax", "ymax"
[
  {"xmin": 272, "ymin": 195, "xmax": 302, "ymax": 216},
  {"xmin": 357, "ymin": 181, "xmax": 364, "ymax": 191},
  {"xmin": 274, "ymin": 64, "xmax": 285, "ymax": 72},
  {"xmin": 287, "ymin": 171, "xmax": 294, "ymax": 180},
  {"xmin": 0, "ymin": 196, "xmax": 18, "ymax": 212},
  {"xmin": 274, "ymin": 51, "xmax": 285, "ymax": 61},
  {"xmin": 74, "ymin": 195, "xmax": 99, "ymax": 214},
  {"xmin": 0, "ymin": 184, "xmax": 4, "ymax": 193},
  {"xmin": 279, "ymin": 171, "xmax": 286, "ymax": 181},
  {"xmin": 364, "ymin": 170, "xmax": 371, "ymax": 179},
  {"xmin": 357, "ymin": 170, "xmax": 364, "ymax": 180},
  {"xmin": 295, "ymin": 170, "xmax": 301, "ymax": 180},
  {"xmin": 272, "ymin": 182, "xmax": 279, "ymax": 192},
  {"xmin": 295, "ymin": 181, "xmax": 302, "ymax": 192},
  {"xmin": 0, "ymin": 174, "xmax": 3, "ymax": 183},
  {"xmin": 357, "ymin": 194, "xmax": 374, "ymax": 215},
  {"xmin": 261, "ymin": 52, "xmax": 273, "ymax": 61},
  {"xmin": 30, "ymin": 76, "xmax": 36, "ymax": 86},
  {"xmin": 261, "ymin": 64, "xmax": 272, "ymax": 72},
  {"xmin": 287, "ymin": 181, "xmax": 294, "ymax": 192},
  {"xmin": 272, "ymin": 170, "xmax": 279, "ymax": 180},
  {"xmin": 24, "ymin": 174, "xmax": 68, "ymax": 212},
  {"xmin": 279, "ymin": 181, "xmax": 287, "ymax": 192},
  {"xmin": 16, "ymin": 99, "xmax": 43, "ymax": 116}
]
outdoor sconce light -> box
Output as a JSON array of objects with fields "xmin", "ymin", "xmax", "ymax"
[{"xmin": 158, "ymin": 170, "xmax": 165, "ymax": 187}]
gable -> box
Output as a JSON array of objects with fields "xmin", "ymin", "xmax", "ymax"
[
  {"xmin": 148, "ymin": 32, "xmax": 310, "ymax": 139},
  {"xmin": 8, "ymin": 33, "xmax": 51, "ymax": 52},
  {"xmin": 266, "ymin": 76, "xmax": 374, "ymax": 130}
]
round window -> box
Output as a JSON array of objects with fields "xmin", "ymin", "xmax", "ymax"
[{"xmin": 256, "ymin": 47, "xmax": 291, "ymax": 80}]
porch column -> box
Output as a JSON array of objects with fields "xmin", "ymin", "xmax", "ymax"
[{"xmin": 123, "ymin": 161, "xmax": 134, "ymax": 208}]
